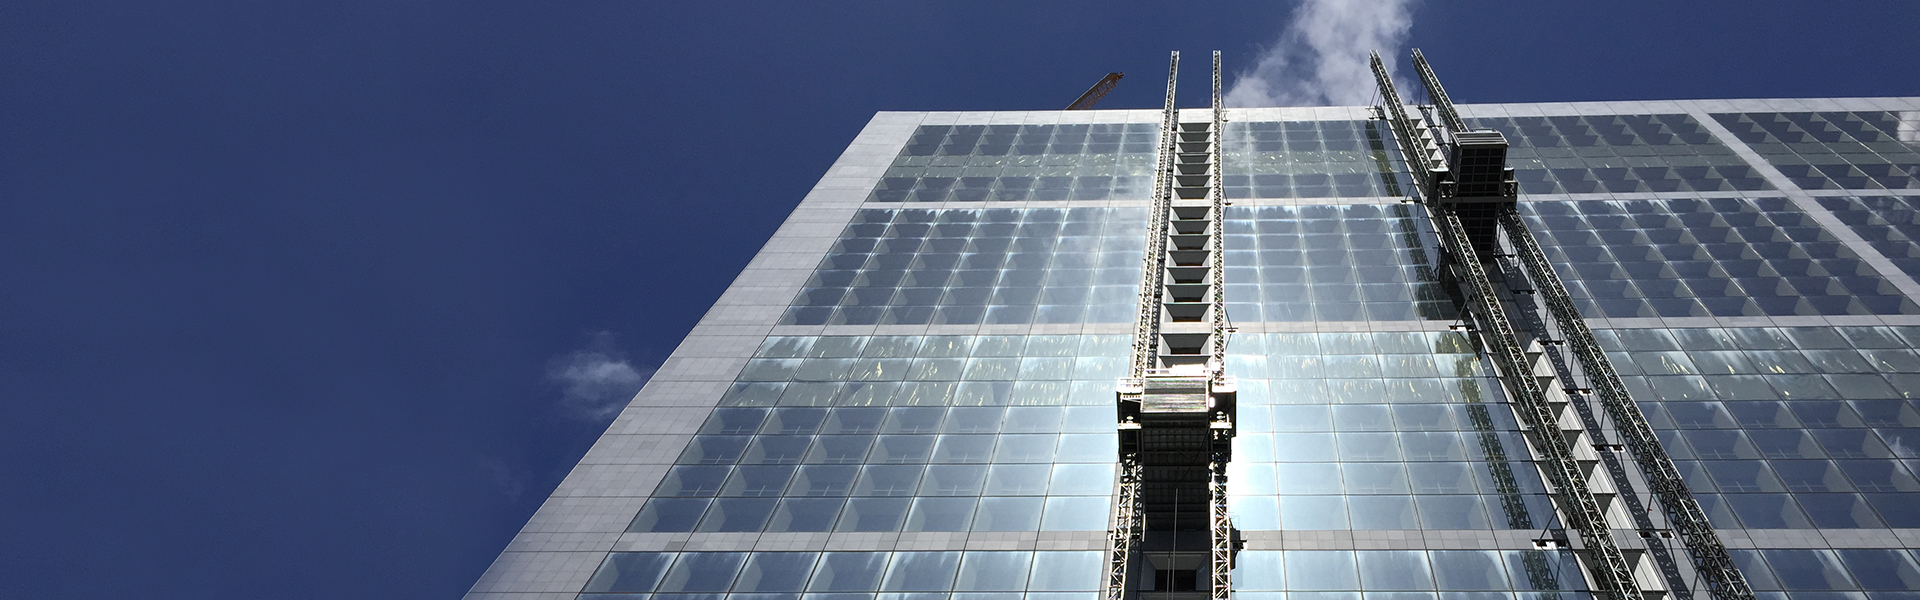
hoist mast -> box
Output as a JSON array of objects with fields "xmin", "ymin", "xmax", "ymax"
[
  {"xmin": 1108, "ymin": 50, "xmax": 1239, "ymax": 600},
  {"xmin": 1373, "ymin": 50, "xmax": 1755, "ymax": 600},
  {"xmin": 1409, "ymin": 48, "xmax": 1757, "ymax": 600}
]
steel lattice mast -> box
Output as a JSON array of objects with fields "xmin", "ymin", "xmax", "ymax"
[
  {"xmin": 1108, "ymin": 50, "xmax": 1239, "ymax": 600},
  {"xmin": 1417, "ymin": 49, "xmax": 1754, "ymax": 600},
  {"xmin": 1413, "ymin": 48, "xmax": 1750, "ymax": 599},
  {"xmin": 1375, "ymin": 49, "xmax": 1756, "ymax": 600}
]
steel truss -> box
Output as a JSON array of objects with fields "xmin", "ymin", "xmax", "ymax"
[
  {"xmin": 1500, "ymin": 209, "xmax": 1755, "ymax": 600},
  {"xmin": 1128, "ymin": 52, "xmax": 1180, "ymax": 381},
  {"xmin": 1435, "ymin": 207, "xmax": 1644, "ymax": 600},
  {"xmin": 1109, "ymin": 50, "xmax": 1237, "ymax": 600},
  {"xmin": 1108, "ymin": 51, "xmax": 1179, "ymax": 600},
  {"xmin": 1374, "ymin": 48, "xmax": 1757, "ymax": 600},
  {"xmin": 1206, "ymin": 51, "xmax": 1233, "ymax": 600},
  {"xmin": 1374, "ymin": 50, "xmax": 1644, "ymax": 600},
  {"xmin": 1108, "ymin": 460, "xmax": 1144, "ymax": 600}
]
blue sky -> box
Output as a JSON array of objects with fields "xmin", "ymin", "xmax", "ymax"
[{"xmin": 1, "ymin": 1, "xmax": 1916, "ymax": 598}]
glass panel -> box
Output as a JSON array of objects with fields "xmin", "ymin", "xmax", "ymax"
[
  {"xmin": 657, "ymin": 552, "xmax": 748, "ymax": 593},
  {"xmin": 1359, "ymin": 551, "xmax": 1434, "ymax": 590},
  {"xmin": 1762, "ymin": 550, "xmax": 1858, "ymax": 590},
  {"xmin": 737, "ymin": 553, "xmax": 819, "ymax": 592},
  {"xmin": 955, "ymin": 551, "xmax": 1035, "ymax": 591},
  {"xmin": 835, "ymin": 498, "xmax": 911, "ymax": 531},
  {"xmin": 904, "ymin": 497, "xmax": 976, "ymax": 532},
  {"xmin": 808, "ymin": 552, "xmax": 889, "ymax": 592},
  {"xmin": 1234, "ymin": 551, "xmax": 1287, "ymax": 590},
  {"xmin": 583, "ymin": 552, "xmax": 676, "ymax": 593},
  {"xmin": 1430, "ymin": 551, "xmax": 1510, "ymax": 591},
  {"xmin": 1287, "ymin": 551, "xmax": 1361, "ymax": 591},
  {"xmin": 1028, "ymin": 551, "xmax": 1103, "ymax": 591},
  {"xmin": 698, "ymin": 498, "xmax": 778, "ymax": 532},
  {"xmin": 768, "ymin": 498, "xmax": 842, "ymax": 532},
  {"xmin": 880, "ymin": 551, "xmax": 962, "ymax": 592},
  {"xmin": 972, "ymin": 497, "xmax": 1044, "ymax": 531},
  {"xmin": 1835, "ymin": 549, "xmax": 1920, "ymax": 590},
  {"xmin": 1041, "ymin": 496, "xmax": 1111, "ymax": 531},
  {"xmin": 631, "ymin": 498, "xmax": 711, "ymax": 532}
]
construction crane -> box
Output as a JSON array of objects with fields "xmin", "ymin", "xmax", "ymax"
[
  {"xmin": 1106, "ymin": 52, "xmax": 1238, "ymax": 600},
  {"xmin": 1372, "ymin": 50, "xmax": 1755, "ymax": 600},
  {"xmin": 1068, "ymin": 72, "xmax": 1125, "ymax": 110}
]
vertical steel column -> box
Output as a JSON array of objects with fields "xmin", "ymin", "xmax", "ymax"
[
  {"xmin": 1206, "ymin": 50, "xmax": 1234, "ymax": 600},
  {"xmin": 1107, "ymin": 461, "xmax": 1144, "ymax": 600},
  {"xmin": 1209, "ymin": 470, "xmax": 1231, "ymax": 600},
  {"xmin": 1209, "ymin": 51, "xmax": 1228, "ymax": 381},
  {"xmin": 1130, "ymin": 53, "xmax": 1180, "ymax": 380},
  {"xmin": 1110, "ymin": 51, "xmax": 1179, "ymax": 600},
  {"xmin": 1410, "ymin": 49, "xmax": 1465, "ymax": 131}
]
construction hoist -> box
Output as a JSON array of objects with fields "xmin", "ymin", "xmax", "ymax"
[
  {"xmin": 1106, "ymin": 50, "xmax": 1240, "ymax": 600},
  {"xmin": 1370, "ymin": 50, "xmax": 1755, "ymax": 600}
]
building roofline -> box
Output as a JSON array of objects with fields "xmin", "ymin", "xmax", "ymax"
[{"xmin": 870, "ymin": 96, "xmax": 1920, "ymax": 123}]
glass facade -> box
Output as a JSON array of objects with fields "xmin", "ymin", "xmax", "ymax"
[
  {"xmin": 1821, "ymin": 195, "xmax": 1920, "ymax": 280},
  {"xmin": 780, "ymin": 208, "xmax": 1146, "ymax": 326},
  {"xmin": 467, "ymin": 98, "xmax": 1920, "ymax": 600},
  {"xmin": 871, "ymin": 124, "xmax": 1162, "ymax": 203},
  {"xmin": 1711, "ymin": 112, "xmax": 1920, "ymax": 191},
  {"xmin": 1601, "ymin": 326, "xmax": 1920, "ymax": 530},
  {"xmin": 1470, "ymin": 114, "xmax": 1770, "ymax": 194},
  {"xmin": 1521, "ymin": 197, "xmax": 1917, "ymax": 318},
  {"xmin": 1220, "ymin": 120, "xmax": 1413, "ymax": 199}
]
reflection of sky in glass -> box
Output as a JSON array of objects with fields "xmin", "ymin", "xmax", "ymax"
[
  {"xmin": 871, "ymin": 124, "xmax": 1160, "ymax": 202},
  {"xmin": 1601, "ymin": 326, "xmax": 1920, "ymax": 530},
  {"xmin": 781, "ymin": 207, "xmax": 1145, "ymax": 326},
  {"xmin": 1713, "ymin": 111, "xmax": 1920, "ymax": 190},
  {"xmin": 1223, "ymin": 204, "xmax": 1457, "ymax": 323},
  {"xmin": 581, "ymin": 549, "xmax": 1602, "ymax": 595},
  {"xmin": 1820, "ymin": 195, "xmax": 1920, "ymax": 282},
  {"xmin": 1221, "ymin": 120, "xmax": 1412, "ymax": 199},
  {"xmin": 635, "ymin": 331, "xmax": 1552, "ymax": 536},
  {"xmin": 1471, "ymin": 114, "xmax": 1767, "ymax": 194},
  {"xmin": 1522, "ymin": 197, "xmax": 1917, "ymax": 318}
]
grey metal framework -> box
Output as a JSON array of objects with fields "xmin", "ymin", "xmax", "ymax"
[
  {"xmin": 1205, "ymin": 52, "xmax": 1232, "ymax": 600},
  {"xmin": 1107, "ymin": 50, "xmax": 1178, "ymax": 600},
  {"xmin": 1372, "ymin": 50, "xmax": 1759, "ymax": 600},
  {"xmin": 1109, "ymin": 50, "xmax": 1240, "ymax": 600},
  {"xmin": 1370, "ymin": 50, "xmax": 1642, "ymax": 600}
]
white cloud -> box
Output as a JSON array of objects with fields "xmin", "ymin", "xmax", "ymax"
[
  {"xmin": 547, "ymin": 333, "xmax": 652, "ymax": 422},
  {"xmin": 1225, "ymin": 0, "xmax": 1418, "ymax": 108}
]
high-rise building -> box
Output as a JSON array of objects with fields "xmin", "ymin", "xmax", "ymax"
[{"xmin": 465, "ymin": 51, "xmax": 1920, "ymax": 600}]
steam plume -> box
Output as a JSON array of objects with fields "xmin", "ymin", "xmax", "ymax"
[{"xmin": 1225, "ymin": 0, "xmax": 1418, "ymax": 107}]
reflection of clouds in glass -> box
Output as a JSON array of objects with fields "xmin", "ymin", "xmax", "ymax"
[
  {"xmin": 1899, "ymin": 111, "xmax": 1920, "ymax": 143},
  {"xmin": 1886, "ymin": 431, "xmax": 1917, "ymax": 459}
]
